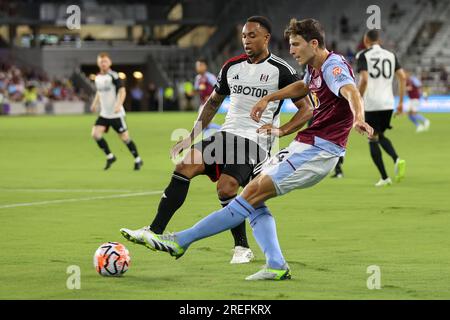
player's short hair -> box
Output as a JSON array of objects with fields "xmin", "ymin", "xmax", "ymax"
[
  {"xmin": 365, "ymin": 29, "xmax": 380, "ymax": 42},
  {"xmin": 284, "ymin": 18, "xmax": 325, "ymax": 48},
  {"xmin": 246, "ymin": 16, "xmax": 272, "ymax": 34},
  {"xmin": 97, "ymin": 52, "xmax": 111, "ymax": 60},
  {"xmin": 196, "ymin": 57, "xmax": 208, "ymax": 65}
]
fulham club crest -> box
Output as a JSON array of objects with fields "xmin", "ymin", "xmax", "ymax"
[{"xmin": 260, "ymin": 74, "xmax": 269, "ymax": 82}]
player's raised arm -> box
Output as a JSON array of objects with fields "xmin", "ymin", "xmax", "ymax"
[
  {"xmin": 170, "ymin": 91, "xmax": 225, "ymax": 159},
  {"xmin": 257, "ymin": 96, "xmax": 313, "ymax": 137},
  {"xmin": 251, "ymin": 80, "xmax": 309, "ymax": 122},
  {"xmin": 340, "ymin": 84, "xmax": 374, "ymax": 138}
]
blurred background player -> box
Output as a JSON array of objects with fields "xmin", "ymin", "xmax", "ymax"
[
  {"xmin": 356, "ymin": 30, "xmax": 406, "ymax": 187},
  {"xmin": 194, "ymin": 58, "xmax": 220, "ymax": 135},
  {"xmin": 405, "ymin": 71, "xmax": 430, "ymax": 132},
  {"xmin": 91, "ymin": 52, "xmax": 143, "ymax": 170}
]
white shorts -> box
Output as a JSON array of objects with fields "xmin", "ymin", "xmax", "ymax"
[
  {"xmin": 406, "ymin": 99, "xmax": 420, "ymax": 113},
  {"xmin": 262, "ymin": 137, "xmax": 345, "ymax": 195}
]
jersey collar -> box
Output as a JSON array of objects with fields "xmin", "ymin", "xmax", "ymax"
[{"xmin": 246, "ymin": 52, "xmax": 271, "ymax": 64}]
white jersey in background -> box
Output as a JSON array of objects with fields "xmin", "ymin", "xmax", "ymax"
[
  {"xmin": 95, "ymin": 70, "xmax": 126, "ymax": 119},
  {"xmin": 214, "ymin": 53, "xmax": 300, "ymax": 152},
  {"xmin": 356, "ymin": 44, "xmax": 402, "ymax": 111}
]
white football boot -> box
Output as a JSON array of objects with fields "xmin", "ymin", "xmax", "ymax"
[
  {"xmin": 230, "ymin": 246, "xmax": 255, "ymax": 264},
  {"xmin": 120, "ymin": 226, "xmax": 152, "ymax": 246},
  {"xmin": 375, "ymin": 177, "xmax": 392, "ymax": 187}
]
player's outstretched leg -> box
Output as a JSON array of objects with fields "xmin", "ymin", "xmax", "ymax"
[
  {"xmin": 142, "ymin": 194, "xmax": 256, "ymax": 259},
  {"xmin": 121, "ymin": 149, "xmax": 204, "ymax": 247},
  {"xmin": 245, "ymin": 202, "xmax": 290, "ymax": 280},
  {"xmin": 217, "ymin": 174, "xmax": 254, "ymax": 264},
  {"xmin": 149, "ymin": 149, "xmax": 204, "ymax": 234}
]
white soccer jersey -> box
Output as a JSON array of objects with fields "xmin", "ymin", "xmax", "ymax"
[
  {"xmin": 215, "ymin": 53, "xmax": 300, "ymax": 152},
  {"xmin": 356, "ymin": 44, "xmax": 402, "ymax": 112},
  {"xmin": 95, "ymin": 70, "xmax": 126, "ymax": 119}
]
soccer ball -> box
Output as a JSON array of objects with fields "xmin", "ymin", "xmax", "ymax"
[{"xmin": 93, "ymin": 242, "xmax": 130, "ymax": 276}]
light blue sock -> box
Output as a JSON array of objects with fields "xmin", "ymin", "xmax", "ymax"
[
  {"xmin": 415, "ymin": 113, "xmax": 427, "ymax": 123},
  {"xmin": 408, "ymin": 114, "xmax": 419, "ymax": 126},
  {"xmin": 250, "ymin": 205, "xmax": 286, "ymax": 270},
  {"xmin": 176, "ymin": 196, "xmax": 254, "ymax": 248}
]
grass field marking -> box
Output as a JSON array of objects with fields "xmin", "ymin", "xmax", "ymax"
[
  {"xmin": 0, "ymin": 188, "xmax": 150, "ymax": 193},
  {"xmin": 0, "ymin": 190, "xmax": 163, "ymax": 210}
]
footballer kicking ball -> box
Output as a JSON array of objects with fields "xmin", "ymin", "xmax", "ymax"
[{"xmin": 94, "ymin": 242, "xmax": 130, "ymax": 276}]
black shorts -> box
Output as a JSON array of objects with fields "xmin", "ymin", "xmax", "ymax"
[
  {"xmin": 192, "ymin": 131, "xmax": 267, "ymax": 186},
  {"xmin": 95, "ymin": 116, "xmax": 128, "ymax": 133},
  {"xmin": 365, "ymin": 110, "xmax": 393, "ymax": 133}
]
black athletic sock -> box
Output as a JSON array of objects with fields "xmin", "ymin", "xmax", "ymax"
[
  {"xmin": 335, "ymin": 156, "xmax": 344, "ymax": 174},
  {"xmin": 369, "ymin": 141, "xmax": 388, "ymax": 179},
  {"xmin": 96, "ymin": 138, "xmax": 111, "ymax": 156},
  {"xmin": 150, "ymin": 172, "xmax": 190, "ymax": 234},
  {"xmin": 125, "ymin": 139, "xmax": 139, "ymax": 158},
  {"xmin": 220, "ymin": 194, "xmax": 249, "ymax": 248},
  {"xmin": 378, "ymin": 134, "xmax": 398, "ymax": 163}
]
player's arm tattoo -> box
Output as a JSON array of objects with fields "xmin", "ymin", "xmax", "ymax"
[
  {"xmin": 195, "ymin": 92, "xmax": 224, "ymax": 126},
  {"xmin": 188, "ymin": 91, "xmax": 225, "ymax": 140}
]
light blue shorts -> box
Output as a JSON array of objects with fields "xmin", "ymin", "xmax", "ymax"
[{"xmin": 262, "ymin": 137, "xmax": 345, "ymax": 195}]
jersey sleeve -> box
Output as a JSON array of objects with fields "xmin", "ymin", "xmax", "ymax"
[
  {"xmin": 394, "ymin": 54, "xmax": 402, "ymax": 71},
  {"xmin": 111, "ymin": 72, "xmax": 124, "ymax": 89},
  {"xmin": 356, "ymin": 52, "xmax": 368, "ymax": 73},
  {"xmin": 323, "ymin": 59, "xmax": 356, "ymax": 97},
  {"xmin": 411, "ymin": 76, "xmax": 422, "ymax": 87},
  {"xmin": 206, "ymin": 72, "xmax": 217, "ymax": 86},
  {"xmin": 277, "ymin": 64, "xmax": 301, "ymax": 102},
  {"xmin": 194, "ymin": 75, "xmax": 200, "ymax": 90},
  {"xmin": 214, "ymin": 66, "xmax": 230, "ymax": 96}
]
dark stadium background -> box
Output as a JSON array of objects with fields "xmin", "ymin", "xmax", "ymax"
[{"xmin": 0, "ymin": 0, "xmax": 448, "ymax": 115}]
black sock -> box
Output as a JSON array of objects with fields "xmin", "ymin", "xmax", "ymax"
[
  {"xmin": 220, "ymin": 194, "xmax": 249, "ymax": 248},
  {"xmin": 150, "ymin": 172, "xmax": 190, "ymax": 234},
  {"xmin": 378, "ymin": 134, "xmax": 398, "ymax": 163},
  {"xmin": 96, "ymin": 138, "xmax": 111, "ymax": 156},
  {"xmin": 125, "ymin": 139, "xmax": 139, "ymax": 158},
  {"xmin": 335, "ymin": 156, "xmax": 344, "ymax": 174},
  {"xmin": 369, "ymin": 141, "xmax": 388, "ymax": 179}
]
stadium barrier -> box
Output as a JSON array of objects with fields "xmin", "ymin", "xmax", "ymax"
[
  {"xmin": 217, "ymin": 95, "xmax": 450, "ymax": 113},
  {"xmin": 2, "ymin": 95, "xmax": 449, "ymax": 115},
  {"xmin": 5, "ymin": 101, "xmax": 86, "ymax": 115}
]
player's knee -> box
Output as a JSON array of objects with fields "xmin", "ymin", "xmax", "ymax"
[
  {"xmin": 91, "ymin": 130, "xmax": 102, "ymax": 140},
  {"xmin": 241, "ymin": 179, "xmax": 260, "ymax": 200},
  {"xmin": 217, "ymin": 178, "xmax": 239, "ymax": 199},
  {"xmin": 120, "ymin": 132, "xmax": 129, "ymax": 142},
  {"xmin": 175, "ymin": 162, "xmax": 202, "ymax": 178}
]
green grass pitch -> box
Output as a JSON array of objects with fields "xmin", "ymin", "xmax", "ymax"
[{"xmin": 0, "ymin": 112, "xmax": 449, "ymax": 299}]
